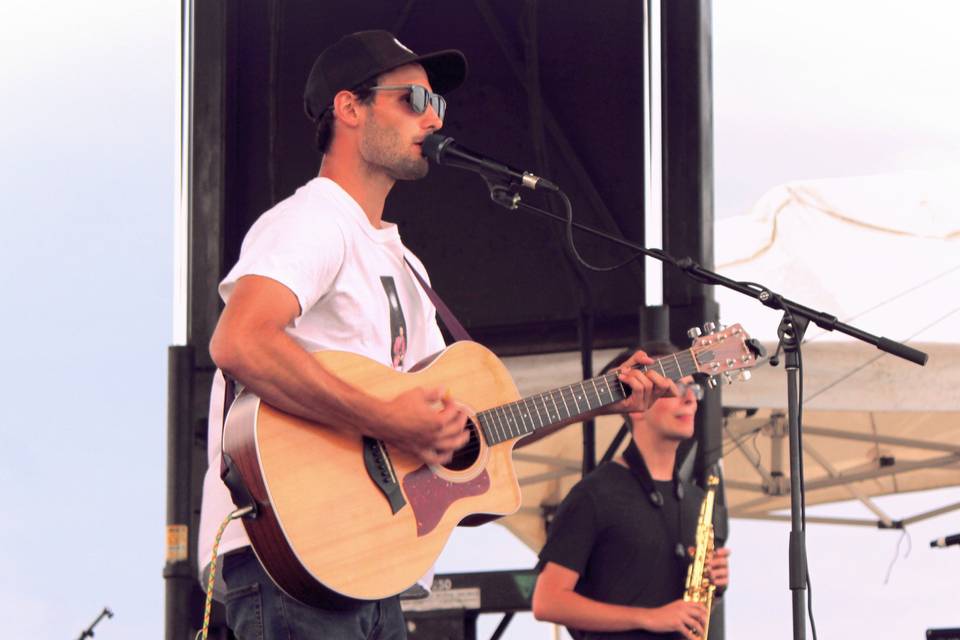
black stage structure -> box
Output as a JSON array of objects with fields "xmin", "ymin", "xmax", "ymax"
[{"xmin": 165, "ymin": 1, "xmax": 717, "ymax": 638}]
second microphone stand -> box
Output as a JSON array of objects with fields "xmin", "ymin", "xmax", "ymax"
[{"xmin": 484, "ymin": 178, "xmax": 927, "ymax": 640}]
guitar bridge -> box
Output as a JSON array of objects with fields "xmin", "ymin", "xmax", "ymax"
[{"xmin": 362, "ymin": 437, "xmax": 407, "ymax": 514}]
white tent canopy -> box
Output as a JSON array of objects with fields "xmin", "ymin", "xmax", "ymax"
[
  {"xmin": 499, "ymin": 167, "xmax": 960, "ymax": 548},
  {"xmin": 713, "ymin": 168, "xmax": 960, "ymax": 527}
]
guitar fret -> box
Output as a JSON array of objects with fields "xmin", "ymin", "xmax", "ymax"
[
  {"xmin": 477, "ymin": 413, "xmax": 491, "ymax": 445},
  {"xmin": 658, "ymin": 356, "xmax": 678, "ymax": 380},
  {"xmin": 530, "ymin": 396, "xmax": 546, "ymax": 428},
  {"xmin": 520, "ymin": 397, "xmax": 534, "ymax": 429},
  {"xmin": 517, "ymin": 400, "xmax": 533, "ymax": 434},
  {"xmin": 496, "ymin": 406, "xmax": 510, "ymax": 442},
  {"xmin": 502, "ymin": 404, "xmax": 516, "ymax": 438},
  {"xmin": 520, "ymin": 400, "xmax": 536, "ymax": 434},
  {"xmin": 593, "ymin": 381, "xmax": 604, "ymax": 407},
  {"xmin": 486, "ymin": 414, "xmax": 499, "ymax": 444},
  {"xmin": 515, "ymin": 402, "xmax": 528, "ymax": 435},
  {"xmin": 681, "ymin": 349, "xmax": 698, "ymax": 376},
  {"xmin": 491, "ymin": 410, "xmax": 505, "ymax": 443},
  {"xmin": 508, "ymin": 403, "xmax": 524, "ymax": 436},
  {"xmin": 549, "ymin": 392, "xmax": 562, "ymax": 422},
  {"xmin": 569, "ymin": 385, "xmax": 583, "ymax": 413},
  {"xmin": 690, "ymin": 349, "xmax": 702, "ymax": 369},
  {"xmin": 484, "ymin": 413, "xmax": 497, "ymax": 444},
  {"xmin": 533, "ymin": 393, "xmax": 553, "ymax": 427},
  {"xmin": 515, "ymin": 401, "xmax": 529, "ymax": 433},
  {"xmin": 590, "ymin": 378, "xmax": 602, "ymax": 404},
  {"xmin": 585, "ymin": 382, "xmax": 596, "ymax": 411},
  {"xmin": 673, "ymin": 354, "xmax": 685, "ymax": 377},
  {"xmin": 615, "ymin": 373, "xmax": 628, "ymax": 399},
  {"xmin": 677, "ymin": 352, "xmax": 689, "ymax": 377},
  {"xmin": 600, "ymin": 374, "xmax": 611, "ymax": 400},
  {"xmin": 557, "ymin": 388, "xmax": 572, "ymax": 418},
  {"xmin": 672, "ymin": 353, "xmax": 682, "ymax": 379},
  {"xmin": 499, "ymin": 406, "xmax": 512, "ymax": 441},
  {"xmin": 526, "ymin": 398, "xmax": 539, "ymax": 432},
  {"xmin": 602, "ymin": 373, "xmax": 621, "ymax": 402},
  {"xmin": 521, "ymin": 398, "xmax": 535, "ymax": 431}
]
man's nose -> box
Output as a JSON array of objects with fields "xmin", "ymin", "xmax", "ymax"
[{"xmin": 421, "ymin": 104, "xmax": 443, "ymax": 130}]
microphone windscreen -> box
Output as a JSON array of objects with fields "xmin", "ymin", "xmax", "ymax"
[{"xmin": 420, "ymin": 133, "xmax": 450, "ymax": 162}]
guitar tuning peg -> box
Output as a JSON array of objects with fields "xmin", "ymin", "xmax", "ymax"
[
  {"xmin": 687, "ymin": 326, "xmax": 702, "ymax": 339},
  {"xmin": 703, "ymin": 321, "xmax": 717, "ymax": 334},
  {"xmin": 738, "ymin": 370, "xmax": 752, "ymax": 382},
  {"xmin": 723, "ymin": 372, "xmax": 734, "ymax": 384},
  {"xmin": 706, "ymin": 376, "xmax": 718, "ymax": 389}
]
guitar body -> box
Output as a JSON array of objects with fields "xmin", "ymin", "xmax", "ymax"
[{"xmin": 223, "ymin": 341, "xmax": 525, "ymax": 606}]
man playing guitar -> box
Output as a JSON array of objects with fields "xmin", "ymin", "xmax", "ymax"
[{"xmin": 197, "ymin": 30, "xmax": 676, "ymax": 640}]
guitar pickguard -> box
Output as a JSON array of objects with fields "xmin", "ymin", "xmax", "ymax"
[{"xmin": 402, "ymin": 465, "xmax": 491, "ymax": 536}]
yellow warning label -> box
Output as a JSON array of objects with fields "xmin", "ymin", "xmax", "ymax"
[{"xmin": 166, "ymin": 524, "xmax": 189, "ymax": 562}]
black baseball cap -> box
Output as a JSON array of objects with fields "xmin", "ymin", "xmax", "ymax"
[{"xmin": 304, "ymin": 30, "xmax": 467, "ymax": 122}]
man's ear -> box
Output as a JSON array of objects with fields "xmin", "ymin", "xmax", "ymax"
[{"xmin": 332, "ymin": 90, "xmax": 365, "ymax": 128}]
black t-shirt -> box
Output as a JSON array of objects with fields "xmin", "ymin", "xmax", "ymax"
[{"xmin": 538, "ymin": 462, "xmax": 705, "ymax": 640}]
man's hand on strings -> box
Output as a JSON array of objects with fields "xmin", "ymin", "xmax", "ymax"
[
  {"xmin": 380, "ymin": 387, "xmax": 470, "ymax": 466},
  {"xmin": 607, "ymin": 350, "xmax": 678, "ymax": 414}
]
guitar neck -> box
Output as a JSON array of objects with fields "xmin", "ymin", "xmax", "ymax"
[{"xmin": 477, "ymin": 350, "xmax": 701, "ymax": 446}]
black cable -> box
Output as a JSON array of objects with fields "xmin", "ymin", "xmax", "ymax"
[{"xmin": 557, "ymin": 190, "xmax": 670, "ymax": 273}]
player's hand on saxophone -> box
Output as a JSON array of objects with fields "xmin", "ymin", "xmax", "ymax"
[
  {"xmin": 638, "ymin": 600, "xmax": 707, "ymax": 639},
  {"xmin": 705, "ymin": 547, "xmax": 730, "ymax": 590}
]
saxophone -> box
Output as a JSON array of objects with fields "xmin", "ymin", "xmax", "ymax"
[{"xmin": 683, "ymin": 474, "xmax": 720, "ymax": 640}]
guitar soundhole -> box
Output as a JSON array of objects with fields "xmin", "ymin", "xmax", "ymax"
[{"xmin": 444, "ymin": 418, "xmax": 482, "ymax": 471}]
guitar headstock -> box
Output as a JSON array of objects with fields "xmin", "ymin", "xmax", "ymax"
[{"xmin": 689, "ymin": 322, "xmax": 765, "ymax": 388}]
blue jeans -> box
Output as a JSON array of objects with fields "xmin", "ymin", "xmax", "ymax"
[{"xmin": 222, "ymin": 548, "xmax": 407, "ymax": 640}]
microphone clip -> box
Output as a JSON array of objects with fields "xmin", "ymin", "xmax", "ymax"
[{"xmin": 483, "ymin": 176, "xmax": 521, "ymax": 211}]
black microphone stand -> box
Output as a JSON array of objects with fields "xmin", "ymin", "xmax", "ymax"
[
  {"xmin": 76, "ymin": 607, "xmax": 113, "ymax": 640},
  {"xmin": 484, "ymin": 180, "xmax": 928, "ymax": 640}
]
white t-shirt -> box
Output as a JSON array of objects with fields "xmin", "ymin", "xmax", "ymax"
[{"xmin": 197, "ymin": 177, "xmax": 446, "ymax": 591}]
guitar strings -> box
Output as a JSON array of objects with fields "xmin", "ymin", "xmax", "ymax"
[
  {"xmin": 441, "ymin": 355, "xmax": 700, "ymax": 460},
  {"xmin": 428, "ymin": 339, "xmax": 747, "ymax": 463},
  {"xmin": 436, "ymin": 368, "xmax": 628, "ymax": 461}
]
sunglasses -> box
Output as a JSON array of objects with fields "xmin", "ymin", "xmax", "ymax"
[
  {"xmin": 369, "ymin": 84, "xmax": 447, "ymax": 120},
  {"xmin": 676, "ymin": 382, "xmax": 704, "ymax": 400}
]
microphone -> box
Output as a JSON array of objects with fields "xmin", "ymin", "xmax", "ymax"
[
  {"xmin": 421, "ymin": 134, "xmax": 559, "ymax": 192},
  {"xmin": 930, "ymin": 533, "xmax": 960, "ymax": 548}
]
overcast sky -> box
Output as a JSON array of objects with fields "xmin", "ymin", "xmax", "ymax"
[{"xmin": 1, "ymin": 1, "xmax": 958, "ymax": 638}]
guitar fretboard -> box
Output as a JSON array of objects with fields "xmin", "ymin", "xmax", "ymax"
[{"xmin": 477, "ymin": 349, "xmax": 700, "ymax": 446}]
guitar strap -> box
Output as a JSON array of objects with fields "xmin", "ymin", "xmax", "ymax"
[{"xmin": 404, "ymin": 257, "xmax": 472, "ymax": 342}]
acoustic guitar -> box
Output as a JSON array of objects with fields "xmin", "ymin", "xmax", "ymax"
[{"xmin": 222, "ymin": 323, "xmax": 762, "ymax": 607}]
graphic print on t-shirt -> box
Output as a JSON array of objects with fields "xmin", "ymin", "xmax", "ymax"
[{"xmin": 380, "ymin": 276, "xmax": 408, "ymax": 370}]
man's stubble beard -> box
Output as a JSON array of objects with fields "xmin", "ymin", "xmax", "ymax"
[{"xmin": 359, "ymin": 114, "xmax": 430, "ymax": 181}]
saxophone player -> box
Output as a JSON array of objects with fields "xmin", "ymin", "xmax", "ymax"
[{"xmin": 532, "ymin": 344, "xmax": 731, "ymax": 640}]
